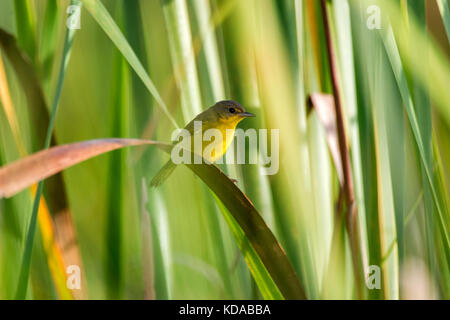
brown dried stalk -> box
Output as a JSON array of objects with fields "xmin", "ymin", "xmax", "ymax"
[{"xmin": 320, "ymin": 0, "xmax": 364, "ymax": 299}]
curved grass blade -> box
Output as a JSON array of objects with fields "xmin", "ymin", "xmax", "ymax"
[
  {"xmin": 0, "ymin": 28, "xmax": 51, "ymax": 144},
  {"xmin": 180, "ymin": 157, "xmax": 307, "ymax": 299},
  {"xmin": 212, "ymin": 194, "xmax": 283, "ymax": 300},
  {"xmin": 0, "ymin": 139, "xmax": 159, "ymax": 199},
  {"xmin": 0, "ymin": 138, "xmax": 306, "ymax": 299},
  {"xmin": 81, "ymin": 0, "xmax": 179, "ymax": 129}
]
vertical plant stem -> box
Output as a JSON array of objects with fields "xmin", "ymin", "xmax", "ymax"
[
  {"xmin": 140, "ymin": 179, "xmax": 155, "ymax": 299},
  {"xmin": 320, "ymin": 0, "xmax": 364, "ymax": 299},
  {"xmin": 162, "ymin": 0, "xmax": 202, "ymax": 120},
  {"xmin": 105, "ymin": 52, "xmax": 129, "ymax": 299},
  {"xmin": 15, "ymin": 0, "xmax": 80, "ymax": 299}
]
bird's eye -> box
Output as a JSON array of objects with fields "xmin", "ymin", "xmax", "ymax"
[{"xmin": 229, "ymin": 107, "xmax": 235, "ymax": 114}]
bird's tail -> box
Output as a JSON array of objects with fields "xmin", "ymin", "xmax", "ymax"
[{"xmin": 150, "ymin": 160, "xmax": 177, "ymax": 187}]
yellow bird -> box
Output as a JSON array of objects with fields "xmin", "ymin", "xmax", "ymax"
[{"xmin": 150, "ymin": 100, "xmax": 255, "ymax": 187}]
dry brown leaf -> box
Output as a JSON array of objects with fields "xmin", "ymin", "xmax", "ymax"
[
  {"xmin": 0, "ymin": 138, "xmax": 159, "ymax": 198},
  {"xmin": 308, "ymin": 93, "xmax": 344, "ymax": 185}
]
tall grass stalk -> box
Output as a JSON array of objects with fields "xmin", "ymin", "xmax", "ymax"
[{"xmin": 14, "ymin": 0, "xmax": 80, "ymax": 299}]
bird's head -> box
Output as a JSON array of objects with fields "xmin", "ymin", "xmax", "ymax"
[{"xmin": 210, "ymin": 100, "xmax": 255, "ymax": 126}]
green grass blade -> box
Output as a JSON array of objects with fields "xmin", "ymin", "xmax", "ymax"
[
  {"xmin": 123, "ymin": 0, "xmax": 151, "ymax": 136},
  {"xmin": 13, "ymin": 0, "xmax": 36, "ymax": 61},
  {"xmin": 39, "ymin": 0, "xmax": 59, "ymax": 89},
  {"xmin": 405, "ymin": 0, "xmax": 436, "ymax": 283},
  {"xmin": 140, "ymin": 179, "xmax": 155, "ymax": 299},
  {"xmin": 300, "ymin": 0, "xmax": 337, "ymax": 297},
  {"xmin": 104, "ymin": 53, "xmax": 129, "ymax": 299},
  {"xmin": 161, "ymin": 0, "xmax": 202, "ymax": 120},
  {"xmin": 191, "ymin": 0, "xmax": 226, "ymax": 101},
  {"xmin": 0, "ymin": 29, "xmax": 51, "ymax": 147},
  {"xmin": 146, "ymin": 191, "xmax": 171, "ymax": 299},
  {"xmin": 371, "ymin": 43, "xmax": 401, "ymax": 300},
  {"xmin": 379, "ymin": 0, "xmax": 450, "ymax": 128},
  {"xmin": 433, "ymin": 135, "xmax": 450, "ymax": 297},
  {"xmin": 14, "ymin": 0, "xmax": 81, "ymax": 299},
  {"xmin": 212, "ymin": 194, "xmax": 283, "ymax": 300},
  {"xmin": 380, "ymin": 26, "xmax": 450, "ymax": 251},
  {"xmin": 0, "ymin": 170, "xmax": 23, "ymax": 298},
  {"xmin": 349, "ymin": 6, "xmax": 382, "ymax": 297},
  {"xmin": 437, "ymin": 0, "xmax": 450, "ymax": 42},
  {"xmin": 82, "ymin": 0, "xmax": 179, "ymax": 129},
  {"xmin": 377, "ymin": 5, "xmax": 450, "ymax": 295}
]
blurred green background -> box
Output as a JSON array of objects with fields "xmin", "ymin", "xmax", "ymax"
[{"xmin": 0, "ymin": 0, "xmax": 449, "ymax": 299}]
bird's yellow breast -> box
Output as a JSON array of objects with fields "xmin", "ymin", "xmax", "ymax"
[
  {"xmin": 202, "ymin": 120, "xmax": 238, "ymax": 162},
  {"xmin": 177, "ymin": 116, "xmax": 242, "ymax": 163},
  {"xmin": 188, "ymin": 116, "xmax": 239, "ymax": 162}
]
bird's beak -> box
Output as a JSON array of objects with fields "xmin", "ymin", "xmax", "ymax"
[{"xmin": 239, "ymin": 112, "xmax": 255, "ymax": 118}]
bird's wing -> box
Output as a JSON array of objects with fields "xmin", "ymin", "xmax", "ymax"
[{"xmin": 177, "ymin": 111, "xmax": 215, "ymax": 138}]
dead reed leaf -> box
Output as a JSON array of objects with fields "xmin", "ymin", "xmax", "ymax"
[
  {"xmin": 308, "ymin": 93, "xmax": 344, "ymax": 185},
  {"xmin": 0, "ymin": 138, "xmax": 159, "ymax": 198}
]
